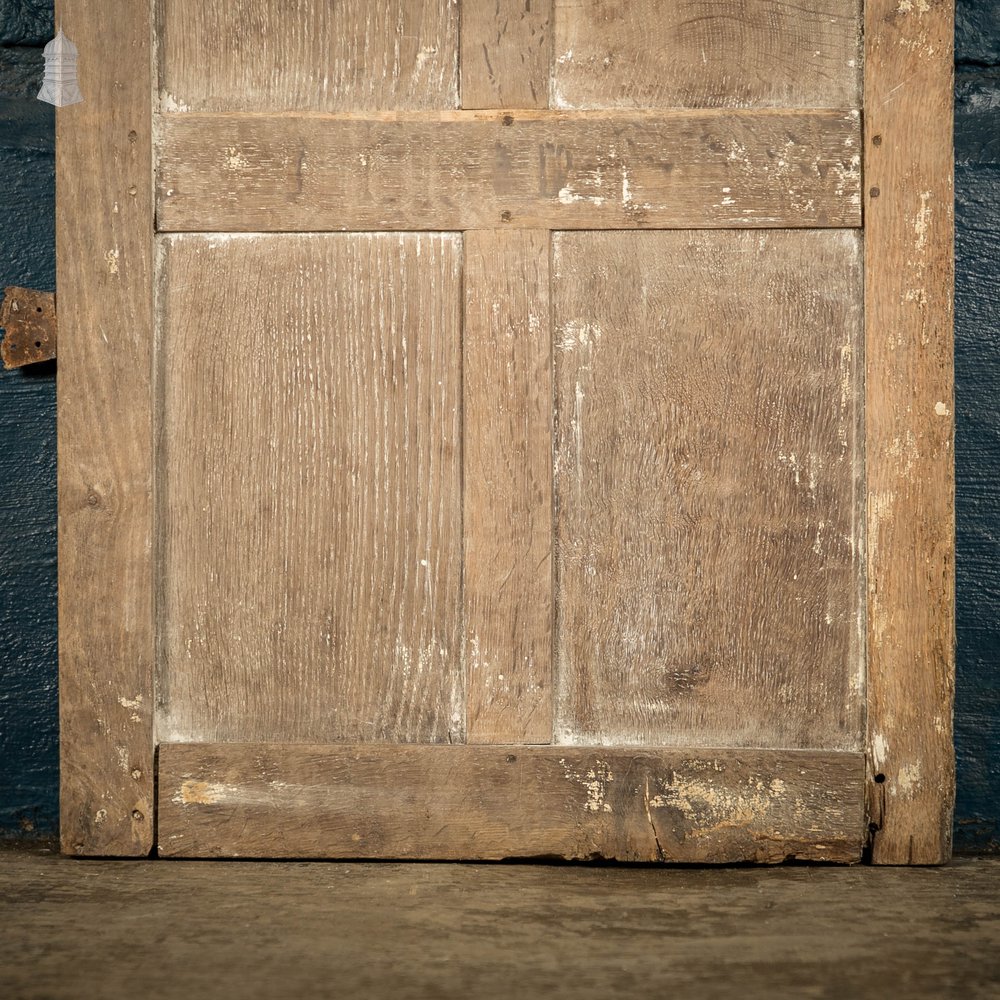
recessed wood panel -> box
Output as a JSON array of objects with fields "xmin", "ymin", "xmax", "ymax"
[
  {"xmin": 157, "ymin": 742, "xmax": 865, "ymax": 862},
  {"xmin": 155, "ymin": 110, "xmax": 862, "ymax": 232},
  {"xmin": 156, "ymin": 0, "xmax": 458, "ymax": 112},
  {"xmin": 461, "ymin": 0, "xmax": 552, "ymax": 109},
  {"xmin": 551, "ymin": 0, "xmax": 861, "ymax": 109},
  {"xmin": 157, "ymin": 233, "xmax": 463, "ymax": 744},
  {"xmin": 553, "ymin": 230, "xmax": 864, "ymax": 750}
]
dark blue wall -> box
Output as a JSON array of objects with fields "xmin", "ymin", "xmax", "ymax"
[
  {"xmin": 1, "ymin": 1, "xmax": 998, "ymax": 851},
  {"xmin": 0, "ymin": 2, "xmax": 56, "ymax": 838},
  {"xmin": 954, "ymin": 0, "xmax": 1000, "ymax": 853}
]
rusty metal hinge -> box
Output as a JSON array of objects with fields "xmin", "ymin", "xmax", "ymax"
[{"xmin": 1, "ymin": 287, "xmax": 57, "ymax": 369}]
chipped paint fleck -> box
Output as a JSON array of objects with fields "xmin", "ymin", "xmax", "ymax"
[
  {"xmin": 913, "ymin": 191, "xmax": 933, "ymax": 252},
  {"xmin": 894, "ymin": 761, "xmax": 922, "ymax": 797},
  {"xmin": 174, "ymin": 780, "xmax": 230, "ymax": 806},
  {"xmin": 558, "ymin": 185, "xmax": 604, "ymax": 207},
  {"xmin": 160, "ymin": 91, "xmax": 191, "ymax": 112},
  {"xmin": 872, "ymin": 732, "xmax": 890, "ymax": 770},
  {"xmin": 647, "ymin": 773, "xmax": 789, "ymax": 835},
  {"xmin": 557, "ymin": 319, "xmax": 602, "ymax": 351},
  {"xmin": 559, "ymin": 757, "xmax": 614, "ymax": 812},
  {"xmin": 224, "ymin": 146, "xmax": 247, "ymax": 171}
]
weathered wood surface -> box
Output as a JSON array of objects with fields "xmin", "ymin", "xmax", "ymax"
[
  {"xmin": 0, "ymin": 286, "xmax": 56, "ymax": 368},
  {"xmin": 157, "ymin": 743, "xmax": 865, "ymax": 862},
  {"xmin": 56, "ymin": 0, "xmax": 154, "ymax": 855},
  {"xmin": 157, "ymin": 234, "xmax": 463, "ymax": 744},
  {"xmin": 464, "ymin": 230, "xmax": 552, "ymax": 745},
  {"xmin": 461, "ymin": 0, "xmax": 552, "ymax": 109},
  {"xmin": 5, "ymin": 851, "xmax": 1000, "ymax": 1000},
  {"xmin": 155, "ymin": 110, "xmax": 863, "ymax": 232},
  {"xmin": 551, "ymin": 0, "xmax": 862, "ymax": 110},
  {"xmin": 553, "ymin": 230, "xmax": 864, "ymax": 750},
  {"xmin": 156, "ymin": 0, "xmax": 458, "ymax": 112},
  {"xmin": 864, "ymin": 0, "xmax": 956, "ymax": 864}
]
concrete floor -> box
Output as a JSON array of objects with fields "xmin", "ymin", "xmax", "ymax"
[{"xmin": 1, "ymin": 846, "xmax": 998, "ymax": 1000}]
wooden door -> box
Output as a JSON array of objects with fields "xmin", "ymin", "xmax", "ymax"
[{"xmin": 57, "ymin": 0, "xmax": 955, "ymax": 863}]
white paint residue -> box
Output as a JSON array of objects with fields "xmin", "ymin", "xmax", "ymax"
[
  {"xmin": 872, "ymin": 732, "xmax": 890, "ymax": 770},
  {"xmin": 414, "ymin": 46, "xmax": 438, "ymax": 73},
  {"xmin": 913, "ymin": 191, "xmax": 933, "ymax": 252},
  {"xmin": 224, "ymin": 146, "xmax": 247, "ymax": 171},
  {"xmin": 160, "ymin": 91, "xmax": 191, "ymax": 112},
  {"xmin": 119, "ymin": 694, "xmax": 143, "ymax": 709},
  {"xmin": 894, "ymin": 762, "xmax": 922, "ymax": 797},
  {"xmin": 778, "ymin": 452, "xmax": 801, "ymax": 485},
  {"xmin": 813, "ymin": 520, "xmax": 826, "ymax": 556},
  {"xmin": 558, "ymin": 185, "xmax": 605, "ymax": 207},
  {"xmin": 559, "ymin": 758, "xmax": 614, "ymax": 813},
  {"xmin": 887, "ymin": 431, "xmax": 919, "ymax": 479},
  {"xmin": 621, "ymin": 166, "xmax": 632, "ymax": 205},
  {"xmin": 934, "ymin": 401, "xmax": 950, "ymax": 416},
  {"xmin": 646, "ymin": 773, "xmax": 789, "ymax": 834},
  {"xmin": 104, "ymin": 248, "xmax": 120, "ymax": 275},
  {"xmin": 727, "ymin": 140, "xmax": 748, "ymax": 164},
  {"xmin": 557, "ymin": 319, "xmax": 602, "ymax": 351}
]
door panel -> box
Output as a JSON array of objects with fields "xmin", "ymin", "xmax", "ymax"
[
  {"xmin": 158, "ymin": 233, "xmax": 464, "ymax": 744},
  {"xmin": 157, "ymin": 0, "xmax": 459, "ymax": 112},
  {"xmin": 551, "ymin": 0, "xmax": 862, "ymax": 109},
  {"xmin": 552, "ymin": 230, "xmax": 864, "ymax": 749}
]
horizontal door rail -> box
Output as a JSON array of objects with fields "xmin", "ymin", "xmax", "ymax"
[{"xmin": 156, "ymin": 110, "xmax": 862, "ymax": 233}]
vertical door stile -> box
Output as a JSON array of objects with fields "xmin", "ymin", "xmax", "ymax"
[{"xmin": 463, "ymin": 232, "xmax": 554, "ymax": 745}]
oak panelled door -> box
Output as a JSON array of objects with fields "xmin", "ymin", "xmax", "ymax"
[{"xmin": 57, "ymin": 0, "xmax": 955, "ymax": 863}]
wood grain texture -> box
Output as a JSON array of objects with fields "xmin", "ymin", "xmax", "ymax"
[
  {"xmin": 551, "ymin": 0, "xmax": 861, "ymax": 109},
  {"xmin": 157, "ymin": 234, "xmax": 463, "ymax": 745},
  {"xmin": 864, "ymin": 0, "xmax": 956, "ymax": 864},
  {"xmin": 156, "ymin": 0, "xmax": 458, "ymax": 112},
  {"xmin": 56, "ymin": 0, "xmax": 154, "ymax": 855},
  {"xmin": 553, "ymin": 230, "xmax": 864, "ymax": 750},
  {"xmin": 6, "ymin": 855, "xmax": 1000, "ymax": 1000},
  {"xmin": 155, "ymin": 110, "xmax": 862, "ymax": 232},
  {"xmin": 464, "ymin": 231, "xmax": 552, "ymax": 745},
  {"xmin": 157, "ymin": 743, "xmax": 865, "ymax": 862},
  {"xmin": 461, "ymin": 0, "xmax": 552, "ymax": 109}
]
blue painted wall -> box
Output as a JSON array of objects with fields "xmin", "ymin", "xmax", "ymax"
[
  {"xmin": 0, "ymin": 3, "xmax": 57, "ymax": 838},
  {"xmin": 954, "ymin": 0, "xmax": 1000, "ymax": 852},
  {"xmin": 1, "ymin": 1, "xmax": 998, "ymax": 850}
]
